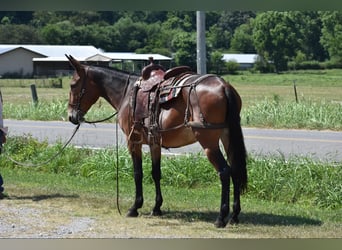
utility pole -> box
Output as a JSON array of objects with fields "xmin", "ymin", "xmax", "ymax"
[{"xmin": 196, "ymin": 11, "xmax": 207, "ymax": 75}]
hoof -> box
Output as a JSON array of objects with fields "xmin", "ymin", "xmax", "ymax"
[
  {"xmin": 228, "ymin": 216, "xmax": 239, "ymax": 225},
  {"xmin": 126, "ymin": 209, "xmax": 139, "ymax": 217},
  {"xmin": 151, "ymin": 209, "xmax": 162, "ymax": 216},
  {"xmin": 214, "ymin": 217, "xmax": 228, "ymax": 228}
]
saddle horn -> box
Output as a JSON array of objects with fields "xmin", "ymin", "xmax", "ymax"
[{"xmin": 141, "ymin": 57, "xmax": 165, "ymax": 80}]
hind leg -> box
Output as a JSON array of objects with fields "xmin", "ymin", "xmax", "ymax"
[
  {"xmin": 229, "ymin": 177, "xmax": 241, "ymax": 224},
  {"xmin": 196, "ymin": 130, "xmax": 231, "ymax": 228},
  {"xmin": 221, "ymin": 129, "xmax": 241, "ymax": 224}
]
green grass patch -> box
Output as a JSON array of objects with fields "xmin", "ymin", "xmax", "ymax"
[
  {"xmin": 242, "ymin": 97, "xmax": 342, "ymax": 130},
  {"xmin": 1, "ymin": 135, "xmax": 340, "ymax": 238},
  {"xmin": 225, "ymin": 69, "xmax": 342, "ymax": 87},
  {"xmin": 1, "ymin": 135, "xmax": 341, "ymax": 210},
  {"xmin": 1, "ymin": 69, "xmax": 342, "ymax": 130}
]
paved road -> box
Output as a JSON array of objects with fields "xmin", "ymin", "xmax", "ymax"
[{"xmin": 4, "ymin": 119, "xmax": 342, "ymax": 162}]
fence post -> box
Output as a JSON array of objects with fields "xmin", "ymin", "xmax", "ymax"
[
  {"xmin": 30, "ymin": 84, "xmax": 39, "ymax": 106},
  {"xmin": 293, "ymin": 80, "xmax": 298, "ymax": 103}
]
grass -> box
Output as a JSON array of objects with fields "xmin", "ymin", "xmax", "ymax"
[
  {"xmin": 0, "ymin": 136, "xmax": 341, "ymax": 238},
  {"xmin": 1, "ymin": 69, "xmax": 341, "ymax": 130},
  {"xmin": 224, "ymin": 70, "xmax": 342, "ymax": 111},
  {"xmin": 241, "ymin": 96, "xmax": 342, "ymax": 130},
  {"xmin": 225, "ymin": 69, "xmax": 342, "ymax": 87},
  {"xmin": 3, "ymin": 170, "xmax": 340, "ymax": 238},
  {"xmin": 2, "ymin": 135, "xmax": 341, "ymax": 210}
]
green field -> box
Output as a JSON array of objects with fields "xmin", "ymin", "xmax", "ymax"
[{"xmin": 1, "ymin": 69, "xmax": 342, "ymax": 130}]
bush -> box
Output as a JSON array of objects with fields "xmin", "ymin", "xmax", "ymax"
[
  {"xmin": 321, "ymin": 59, "xmax": 342, "ymax": 69},
  {"xmin": 226, "ymin": 60, "xmax": 239, "ymax": 75},
  {"xmin": 288, "ymin": 60, "xmax": 323, "ymax": 70}
]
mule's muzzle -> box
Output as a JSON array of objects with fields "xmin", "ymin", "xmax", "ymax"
[{"xmin": 68, "ymin": 109, "xmax": 85, "ymax": 125}]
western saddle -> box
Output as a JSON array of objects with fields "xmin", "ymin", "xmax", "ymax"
[{"xmin": 129, "ymin": 57, "xmax": 193, "ymax": 144}]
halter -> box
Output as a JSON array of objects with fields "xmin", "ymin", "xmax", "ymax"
[{"xmin": 68, "ymin": 68, "xmax": 89, "ymax": 124}]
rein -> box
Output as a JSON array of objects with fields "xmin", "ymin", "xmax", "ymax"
[{"xmin": 84, "ymin": 112, "xmax": 117, "ymax": 124}]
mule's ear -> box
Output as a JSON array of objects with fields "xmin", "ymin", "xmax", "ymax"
[{"xmin": 65, "ymin": 54, "xmax": 83, "ymax": 73}]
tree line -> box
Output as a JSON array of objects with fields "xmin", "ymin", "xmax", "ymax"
[{"xmin": 1, "ymin": 11, "xmax": 341, "ymax": 73}]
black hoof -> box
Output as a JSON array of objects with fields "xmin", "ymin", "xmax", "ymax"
[
  {"xmin": 126, "ymin": 209, "xmax": 139, "ymax": 217},
  {"xmin": 228, "ymin": 216, "xmax": 239, "ymax": 225},
  {"xmin": 151, "ymin": 209, "xmax": 162, "ymax": 216},
  {"xmin": 214, "ymin": 217, "xmax": 228, "ymax": 228}
]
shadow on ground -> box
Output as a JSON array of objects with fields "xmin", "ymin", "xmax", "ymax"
[
  {"xmin": 6, "ymin": 193, "xmax": 79, "ymax": 202},
  {"xmin": 160, "ymin": 210, "xmax": 322, "ymax": 226}
]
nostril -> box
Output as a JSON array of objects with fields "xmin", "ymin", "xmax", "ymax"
[{"xmin": 68, "ymin": 115, "xmax": 78, "ymax": 125}]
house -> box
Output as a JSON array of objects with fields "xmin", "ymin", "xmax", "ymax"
[
  {"xmin": 0, "ymin": 44, "xmax": 172, "ymax": 77},
  {"xmin": 222, "ymin": 54, "xmax": 259, "ymax": 69},
  {"xmin": 0, "ymin": 45, "xmax": 100, "ymax": 77}
]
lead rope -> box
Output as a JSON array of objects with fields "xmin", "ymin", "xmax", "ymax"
[
  {"xmin": 4, "ymin": 123, "xmax": 81, "ymax": 167},
  {"xmin": 115, "ymin": 118, "xmax": 122, "ymax": 215}
]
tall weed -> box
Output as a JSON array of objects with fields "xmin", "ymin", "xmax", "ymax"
[
  {"xmin": 242, "ymin": 98, "xmax": 342, "ymax": 130},
  {"xmin": 1, "ymin": 135, "xmax": 341, "ymax": 209},
  {"xmin": 247, "ymin": 155, "xmax": 341, "ymax": 209}
]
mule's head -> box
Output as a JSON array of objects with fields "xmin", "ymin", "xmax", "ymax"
[{"xmin": 66, "ymin": 55, "xmax": 101, "ymax": 125}]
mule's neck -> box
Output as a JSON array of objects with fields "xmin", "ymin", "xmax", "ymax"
[{"xmin": 92, "ymin": 67, "xmax": 138, "ymax": 111}]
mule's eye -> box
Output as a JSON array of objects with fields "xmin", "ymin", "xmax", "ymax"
[
  {"xmin": 70, "ymin": 76, "xmax": 80, "ymax": 89},
  {"xmin": 70, "ymin": 82, "xmax": 78, "ymax": 89}
]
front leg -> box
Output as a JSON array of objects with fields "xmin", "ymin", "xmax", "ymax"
[
  {"xmin": 150, "ymin": 142, "xmax": 163, "ymax": 216},
  {"xmin": 127, "ymin": 142, "xmax": 144, "ymax": 217}
]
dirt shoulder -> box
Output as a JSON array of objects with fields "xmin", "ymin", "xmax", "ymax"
[{"xmin": 0, "ymin": 186, "xmax": 341, "ymax": 238}]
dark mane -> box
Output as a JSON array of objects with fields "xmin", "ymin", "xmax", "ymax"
[{"xmin": 83, "ymin": 63, "xmax": 140, "ymax": 77}]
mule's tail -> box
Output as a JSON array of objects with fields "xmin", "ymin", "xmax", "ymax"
[{"xmin": 225, "ymin": 86, "xmax": 248, "ymax": 193}]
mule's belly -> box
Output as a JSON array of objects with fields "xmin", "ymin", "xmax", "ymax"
[{"xmin": 161, "ymin": 126, "xmax": 197, "ymax": 148}]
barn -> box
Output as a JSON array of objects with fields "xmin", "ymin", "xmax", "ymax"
[
  {"xmin": 0, "ymin": 45, "xmax": 100, "ymax": 77},
  {"xmin": 0, "ymin": 44, "xmax": 172, "ymax": 77},
  {"xmin": 222, "ymin": 54, "xmax": 259, "ymax": 69}
]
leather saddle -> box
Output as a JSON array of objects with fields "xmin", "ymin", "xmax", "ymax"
[{"xmin": 130, "ymin": 58, "xmax": 193, "ymax": 142}]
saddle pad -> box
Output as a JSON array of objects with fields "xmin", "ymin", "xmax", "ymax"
[{"xmin": 159, "ymin": 74, "xmax": 196, "ymax": 104}]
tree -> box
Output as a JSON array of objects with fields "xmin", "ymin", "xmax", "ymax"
[
  {"xmin": 320, "ymin": 11, "xmax": 342, "ymax": 64},
  {"xmin": 253, "ymin": 11, "xmax": 301, "ymax": 72},
  {"xmin": 0, "ymin": 24, "xmax": 42, "ymax": 44},
  {"xmin": 206, "ymin": 24, "xmax": 231, "ymax": 51},
  {"xmin": 218, "ymin": 11, "xmax": 256, "ymax": 33},
  {"xmin": 230, "ymin": 20, "xmax": 256, "ymax": 53},
  {"xmin": 112, "ymin": 17, "xmax": 148, "ymax": 51},
  {"xmin": 40, "ymin": 21, "xmax": 76, "ymax": 44},
  {"xmin": 295, "ymin": 11, "xmax": 326, "ymax": 61},
  {"xmin": 209, "ymin": 50, "xmax": 225, "ymax": 74},
  {"xmin": 171, "ymin": 31, "xmax": 196, "ymax": 69}
]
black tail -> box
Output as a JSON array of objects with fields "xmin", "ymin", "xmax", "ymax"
[{"xmin": 225, "ymin": 86, "xmax": 248, "ymax": 193}]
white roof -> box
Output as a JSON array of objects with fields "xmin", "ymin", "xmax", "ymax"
[
  {"xmin": 0, "ymin": 44, "xmax": 172, "ymax": 62},
  {"xmin": 222, "ymin": 54, "xmax": 258, "ymax": 64},
  {"xmin": 0, "ymin": 44, "xmax": 100, "ymax": 58},
  {"xmin": 85, "ymin": 54, "xmax": 112, "ymax": 61},
  {"xmin": 103, "ymin": 52, "xmax": 171, "ymax": 61}
]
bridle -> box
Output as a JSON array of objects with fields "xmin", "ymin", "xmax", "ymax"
[
  {"xmin": 68, "ymin": 67, "xmax": 89, "ymax": 124},
  {"xmin": 69, "ymin": 67, "xmax": 135, "ymax": 124}
]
